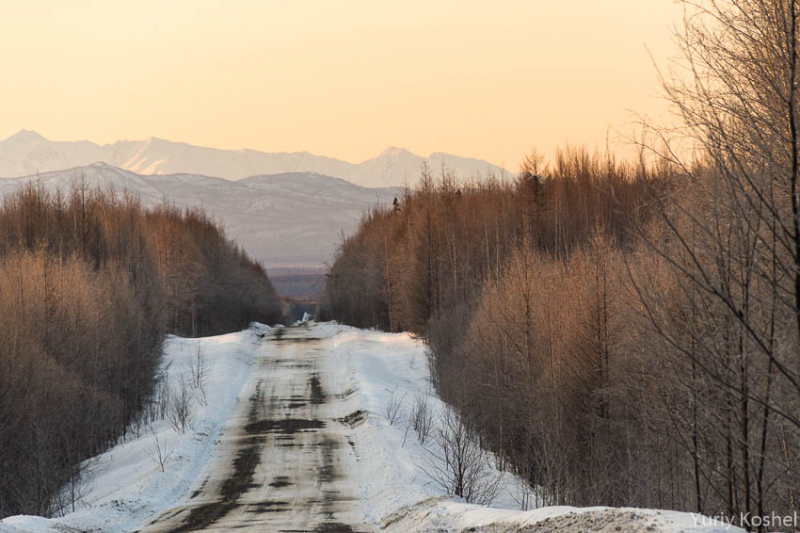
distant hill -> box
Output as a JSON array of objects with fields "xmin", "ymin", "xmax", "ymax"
[
  {"xmin": 0, "ymin": 130, "xmax": 511, "ymax": 188},
  {"xmin": 0, "ymin": 163, "xmax": 400, "ymax": 270}
]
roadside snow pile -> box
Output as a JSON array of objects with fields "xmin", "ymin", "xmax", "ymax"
[
  {"xmin": 378, "ymin": 500, "xmax": 745, "ymax": 532},
  {"xmin": 320, "ymin": 326, "xmax": 531, "ymax": 516},
  {"xmin": 317, "ymin": 324, "xmax": 746, "ymax": 533},
  {"xmin": 1, "ymin": 324, "xmax": 269, "ymax": 533}
]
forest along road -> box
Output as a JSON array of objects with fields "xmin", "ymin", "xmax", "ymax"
[{"xmin": 138, "ymin": 326, "xmax": 374, "ymax": 533}]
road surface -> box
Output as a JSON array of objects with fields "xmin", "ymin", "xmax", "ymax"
[{"xmin": 138, "ymin": 326, "xmax": 373, "ymax": 533}]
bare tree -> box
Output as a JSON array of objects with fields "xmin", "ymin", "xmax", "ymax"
[
  {"xmin": 168, "ymin": 374, "xmax": 194, "ymax": 434},
  {"xmin": 384, "ymin": 388, "xmax": 406, "ymax": 426},
  {"xmin": 154, "ymin": 367, "xmax": 172, "ymax": 423},
  {"xmin": 631, "ymin": 0, "xmax": 800, "ymax": 523},
  {"xmin": 410, "ymin": 391, "xmax": 434, "ymax": 445},
  {"xmin": 422, "ymin": 406, "xmax": 501, "ymax": 505},
  {"xmin": 188, "ymin": 344, "xmax": 207, "ymax": 406},
  {"xmin": 145, "ymin": 433, "xmax": 174, "ymax": 473}
]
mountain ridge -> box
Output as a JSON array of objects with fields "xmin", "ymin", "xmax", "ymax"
[
  {"xmin": 0, "ymin": 130, "xmax": 511, "ymax": 187},
  {"xmin": 0, "ymin": 163, "xmax": 400, "ymax": 269}
]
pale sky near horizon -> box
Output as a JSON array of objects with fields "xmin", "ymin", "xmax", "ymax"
[{"xmin": 0, "ymin": 1, "xmax": 683, "ymax": 170}]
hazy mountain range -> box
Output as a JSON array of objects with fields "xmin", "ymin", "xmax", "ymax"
[
  {"xmin": 0, "ymin": 130, "xmax": 510, "ymax": 188},
  {"xmin": 0, "ymin": 130, "xmax": 511, "ymax": 292},
  {"xmin": 0, "ymin": 162, "xmax": 399, "ymax": 269}
]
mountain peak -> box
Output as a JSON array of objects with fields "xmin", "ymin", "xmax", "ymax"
[
  {"xmin": 378, "ymin": 146, "xmax": 415, "ymax": 158},
  {"xmin": 5, "ymin": 129, "xmax": 46, "ymax": 143}
]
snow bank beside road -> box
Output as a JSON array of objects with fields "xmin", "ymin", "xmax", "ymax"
[
  {"xmin": 379, "ymin": 500, "xmax": 744, "ymax": 533},
  {"xmin": 1, "ymin": 324, "xmax": 268, "ymax": 533},
  {"xmin": 317, "ymin": 324, "xmax": 746, "ymax": 533},
  {"xmin": 320, "ymin": 326, "xmax": 530, "ymax": 517}
]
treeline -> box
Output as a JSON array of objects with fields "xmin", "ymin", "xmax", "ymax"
[
  {"xmin": 320, "ymin": 145, "xmax": 800, "ymax": 522},
  {"xmin": 0, "ymin": 181, "xmax": 284, "ymax": 518},
  {"xmin": 321, "ymin": 149, "xmax": 651, "ymax": 333}
]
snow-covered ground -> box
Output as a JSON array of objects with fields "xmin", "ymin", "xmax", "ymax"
[
  {"xmin": 320, "ymin": 325, "xmax": 743, "ymax": 533},
  {"xmin": 1, "ymin": 323, "xmax": 744, "ymax": 533},
  {"xmin": 1, "ymin": 325, "xmax": 269, "ymax": 533}
]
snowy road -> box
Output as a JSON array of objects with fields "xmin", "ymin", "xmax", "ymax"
[
  {"xmin": 138, "ymin": 326, "xmax": 373, "ymax": 533},
  {"xmin": 0, "ymin": 323, "xmax": 743, "ymax": 533}
]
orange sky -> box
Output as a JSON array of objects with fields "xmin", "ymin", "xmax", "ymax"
[{"xmin": 0, "ymin": 1, "xmax": 683, "ymax": 170}]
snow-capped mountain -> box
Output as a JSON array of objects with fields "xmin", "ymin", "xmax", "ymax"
[
  {"xmin": 0, "ymin": 163, "xmax": 400, "ymax": 268},
  {"xmin": 0, "ymin": 130, "xmax": 511, "ymax": 187}
]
